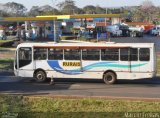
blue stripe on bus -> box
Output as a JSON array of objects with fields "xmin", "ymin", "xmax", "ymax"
[
  {"xmin": 47, "ymin": 61, "xmax": 147, "ymax": 75},
  {"xmin": 47, "ymin": 60, "xmax": 82, "ymax": 75}
]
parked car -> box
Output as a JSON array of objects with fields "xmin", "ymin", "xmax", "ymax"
[
  {"xmin": 106, "ymin": 25, "xmax": 122, "ymax": 37},
  {"xmin": 129, "ymin": 26, "xmax": 144, "ymax": 37},
  {"xmin": 151, "ymin": 25, "xmax": 160, "ymax": 36},
  {"xmin": 119, "ymin": 25, "xmax": 130, "ymax": 37}
]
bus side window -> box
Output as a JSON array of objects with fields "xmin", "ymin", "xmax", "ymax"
[
  {"xmin": 130, "ymin": 48, "xmax": 138, "ymax": 61},
  {"xmin": 64, "ymin": 49, "xmax": 80, "ymax": 60},
  {"xmin": 34, "ymin": 51, "xmax": 39, "ymax": 60},
  {"xmin": 34, "ymin": 48, "xmax": 47, "ymax": 60},
  {"xmin": 120, "ymin": 48, "xmax": 129, "ymax": 61},
  {"xmin": 101, "ymin": 48, "xmax": 119, "ymax": 61},
  {"xmin": 139, "ymin": 48, "xmax": 150, "ymax": 61},
  {"xmin": 48, "ymin": 49, "xmax": 63, "ymax": 60},
  {"xmin": 82, "ymin": 49, "xmax": 100, "ymax": 60}
]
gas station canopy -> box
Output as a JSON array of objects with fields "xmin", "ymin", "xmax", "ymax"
[
  {"xmin": 1, "ymin": 17, "xmax": 57, "ymax": 22},
  {"xmin": 0, "ymin": 14, "xmax": 121, "ymax": 22},
  {"xmin": 36, "ymin": 14, "xmax": 121, "ymax": 19}
]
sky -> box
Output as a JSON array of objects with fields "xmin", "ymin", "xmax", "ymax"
[{"xmin": 0, "ymin": 0, "xmax": 160, "ymax": 10}]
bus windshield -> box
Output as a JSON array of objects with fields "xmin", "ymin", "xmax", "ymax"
[{"xmin": 18, "ymin": 47, "xmax": 32, "ymax": 68}]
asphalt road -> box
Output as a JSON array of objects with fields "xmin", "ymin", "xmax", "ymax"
[{"xmin": 0, "ymin": 72, "xmax": 160, "ymax": 99}]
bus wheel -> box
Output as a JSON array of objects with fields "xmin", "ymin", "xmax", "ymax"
[
  {"xmin": 103, "ymin": 72, "xmax": 116, "ymax": 85},
  {"xmin": 34, "ymin": 70, "xmax": 46, "ymax": 82}
]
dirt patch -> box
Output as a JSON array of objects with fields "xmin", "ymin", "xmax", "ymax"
[{"xmin": 0, "ymin": 50, "xmax": 15, "ymax": 59}]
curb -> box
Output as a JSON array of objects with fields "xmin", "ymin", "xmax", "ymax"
[{"xmin": 0, "ymin": 69, "xmax": 13, "ymax": 73}]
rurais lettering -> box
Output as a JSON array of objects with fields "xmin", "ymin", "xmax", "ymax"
[{"xmin": 63, "ymin": 62, "xmax": 81, "ymax": 66}]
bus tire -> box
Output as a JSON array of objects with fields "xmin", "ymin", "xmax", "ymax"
[
  {"xmin": 34, "ymin": 70, "xmax": 46, "ymax": 82},
  {"xmin": 103, "ymin": 72, "xmax": 116, "ymax": 85}
]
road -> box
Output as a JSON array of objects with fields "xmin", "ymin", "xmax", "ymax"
[{"xmin": 0, "ymin": 72, "xmax": 160, "ymax": 99}]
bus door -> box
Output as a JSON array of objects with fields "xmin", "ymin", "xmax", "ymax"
[
  {"xmin": 120, "ymin": 48, "xmax": 131, "ymax": 72},
  {"xmin": 130, "ymin": 48, "xmax": 140, "ymax": 72},
  {"xmin": 17, "ymin": 47, "xmax": 33, "ymax": 76}
]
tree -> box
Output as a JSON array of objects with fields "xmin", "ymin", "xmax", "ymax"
[
  {"xmin": 57, "ymin": 0, "xmax": 78, "ymax": 14},
  {"xmin": 61, "ymin": 4, "xmax": 76, "ymax": 14},
  {"xmin": 28, "ymin": 6, "xmax": 40, "ymax": 16},
  {"xmin": 141, "ymin": 0, "xmax": 154, "ymax": 11},
  {"xmin": 83, "ymin": 5, "xmax": 96, "ymax": 14},
  {"xmin": 75, "ymin": 8, "xmax": 84, "ymax": 14},
  {"xmin": 28, "ymin": 5, "xmax": 60, "ymax": 16},
  {"xmin": 140, "ymin": 0, "xmax": 155, "ymax": 22},
  {"xmin": 130, "ymin": 0, "xmax": 159, "ymax": 23},
  {"xmin": 39, "ymin": 5, "xmax": 59, "ymax": 15},
  {"xmin": 95, "ymin": 5, "xmax": 106, "ymax": 14},
  {"xmin": 3, "ymin": 2, "xmax": 27, "ymax": 16},
  {"xmin": 0, "ymin": 4, "xmax": 7, "ymax": 17}
]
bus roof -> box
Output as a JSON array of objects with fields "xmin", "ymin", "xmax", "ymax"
[{"xmin": 17, "ymin": 41, "xmax": 155, "ymax": 49}]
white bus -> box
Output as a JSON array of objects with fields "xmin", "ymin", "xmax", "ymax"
[{"xmin": 14, "ymin": 41, "xmax": 156, "ymax": 84}]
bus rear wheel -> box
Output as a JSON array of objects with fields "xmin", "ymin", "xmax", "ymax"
[
  {"xmin": 103, "ymin": 72, "xmax": 116, "ymax": 85},
  {"xmin": 34, "ymin": 70, "xmax": 46, "ymax": 82}
]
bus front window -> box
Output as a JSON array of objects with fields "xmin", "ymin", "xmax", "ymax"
[{"xmin": 18, "ymin": 47, "xmax": 32, "ymax": 68}]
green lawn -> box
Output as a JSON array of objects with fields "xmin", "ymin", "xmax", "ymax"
[
  {"xmin": 0, "ymin": 47, "xmax": 15, "ymax": 50},
  {"xmin": 0, "ymin": 39, "xmax": 14, "ymax": 47},
  {"xmin": 0, "ymin": 40, "xmax": 10, "ymax": 43},
  {"xmin": 157, "ymin": 56, "xmax": 160, "ymax": 74},
  {"xmin": 0, "ymin": 58, "xmax": 13, "ymax": 69},
  {"xmin": 0, "ymin": 95, "xmax": 160, "ymax": 118},
  {"xmin": 0, "ymin": 39, "xmax": 14, "ymax": 43}
]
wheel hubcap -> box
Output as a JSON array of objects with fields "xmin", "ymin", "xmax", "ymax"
[
  {"xmin": 106, "ymin": 75, "xmax": 113, "ymax": 82},
  {"xmin": 37, "ymin": 74, "xmax": 43, "ymax": 80}
]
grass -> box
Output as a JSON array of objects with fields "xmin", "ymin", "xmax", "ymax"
[
  {"xmin": 157, "ymin": 56, "xmax": 160, "ymax": 74},
  {"xmin": 0, "ymin": 39, "xmax": 14, "ymax": 44},
  {"xmin": 0, "ymin": 40, "xmax": 11, "ymax": 43},
  {"xmin": 0, "ymin": 39, "xmax": 14, "ymax": 47},
  {"xmin": 0, "ymin": 95, "xmax": 160, "ymax": 118},
  {"xmin": 0, "ymin": 58, "xmax": 13, "ymax": 69},
  {"xmin": 0, "ymin": 47, "xmax": 15, "ymax": 50}
]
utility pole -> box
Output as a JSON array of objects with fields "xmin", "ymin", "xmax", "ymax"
[
  {"xmin": 105, "ymin": 8, "xmax": 110, "ymax": 42},
  {"xmin": 105, "ymin": 8, "xmax": 108, "ymax": 26},
  {"xmin": 51, "ymin": 0, "xmax": 57, "ymax": 42}
]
